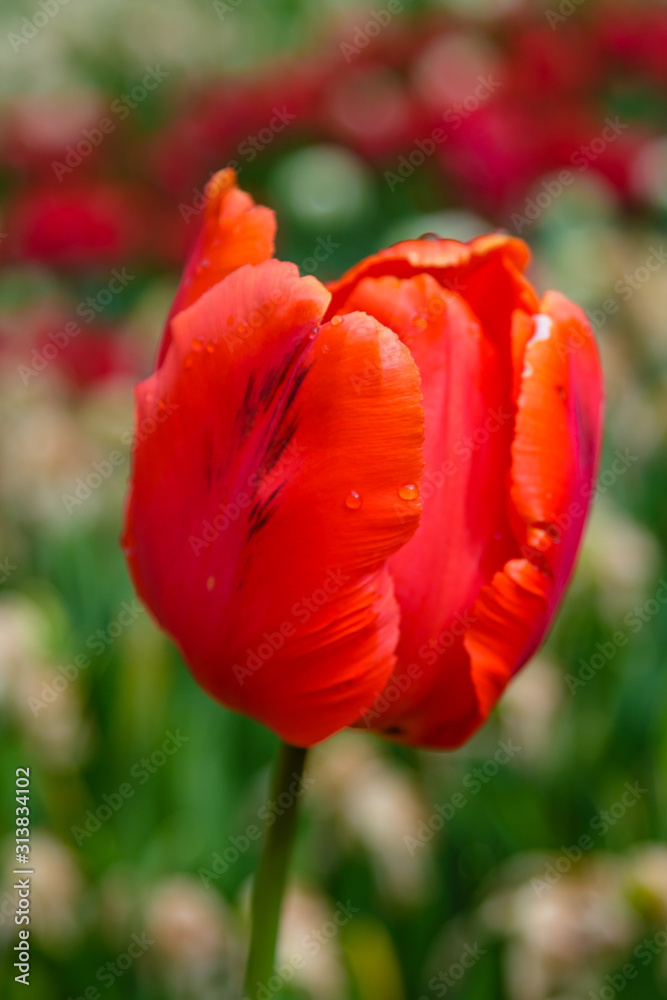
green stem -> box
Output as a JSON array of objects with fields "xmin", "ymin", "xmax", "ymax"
[{"xmin": 243, "ymin": 741, "xmax": 308, "ymax": 999}]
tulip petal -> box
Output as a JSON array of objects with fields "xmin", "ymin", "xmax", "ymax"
[
  {"xmin": 337, "ymin": 273, "xmax": 515, "ymax": 726},
  {"xmin": 466, "ymin": 293, "xmax": 603, "ymax": 729},
  {"xmin": 347, "ymin": 278, "xmax": 601, "ymax": 748},
  {"xmin": 157, "ymin": 168, "xmax": 276, "ymax": 365},
  {"xmin": 327, "ymin": 233, "xmax": 538, "ymax": 321},
  {"xmin": 123, "ymin": 259, "xmax": 424, "ymax": 746}
]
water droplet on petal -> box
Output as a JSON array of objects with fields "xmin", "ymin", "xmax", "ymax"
[
  {"xmin": 420, "ymin": 232, "xmax": 442, "ymax": 241},
  {"xmin": 345, "ymin": 490, "xmax": 362, "ymax": 510},
  {"xmin": 398, "ymin": 483, "xmax": 419, "ymax": 501},
  {"xmin": 206, "ymin": 340, "xmax": 217, "ymax": 354},
  {"xmin": 322, "ymin": 343, "xmax": 330, "ymax": 353},
  {"xmin": 206, "ymin": 576, "xmax": 215, "ymax": 590},
  {"xmin": 184, "ymin": 354, "xmax": 194, "ymax": 370},
  {"xmin": 414, "ymin": 316, "xmax": 427, "ymax": 330},
  {"xmin": 201, "ymin": 258, "xmax": 210, "ymax": 268},
  {"xmin": 331, "ymin": 315, "xmax": 343, "ymax": 326},
  {"xmin": 192, "ymin": 337, "xmax": 203, "ymax": 351}
]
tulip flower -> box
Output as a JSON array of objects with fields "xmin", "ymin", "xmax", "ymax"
[
  {"xmin": 122, "ymin": 167, "xmax": 602, "ymax": 751},
  {"xmin": 121, "ymin": 168, "xmax": 602, "ymax": 997}
]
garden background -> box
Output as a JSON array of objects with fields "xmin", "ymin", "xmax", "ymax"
[{"xmin": 2, "ymin": 1, "xmax": 667, "ymax": 998}]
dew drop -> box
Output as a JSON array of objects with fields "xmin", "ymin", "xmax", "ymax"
[
  {"xmin": 331, "ymin": 315, "xmax": 343, "ymax": 326},
  {"xmin": 398, "ymin": 483, "xmax": 419, "ymax": 501},
  {"xmin": 184, "ymin": 354, "xmax": 194, "ymax": 370},
  {"xmin": 192, "ymin": 337, "xmax": 204, "ymax": 351},
  {"xmin": 201, "ymin": 258, "xmax": 210, "ymax": 269},
  {"xmin": 420, "ymin": 232, "xmax": 442, "ymax": 241},
  {"xmin": 345, "ymin": 490, "xmax": 362, "ymax": 510},
  {"xmin": 206, "ymin": 339, "xmax": 217, "ymax": 354},
  {"xmin": 206, "ymin": 576, "xmax": 216, "ymax": 591},
  {"xmin": 322, "ymin": 343, "xmax": 330, "ymax": 353},
  {"xmin": 414, "ymin": 316, "xmax": 427, "ymax": 330}
]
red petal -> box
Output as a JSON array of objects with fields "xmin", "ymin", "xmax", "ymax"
[
  {"xmin": 327, "ymin": 233, "xmax": 536, "ymax": 318},
  {"xmin": 465, "ymin": 294, "xmax": 603, "ymax": 734},
  {"xmin": 123, "ymin": 260, "xmax": 424, "ymax": 746},
  {"xmin": 344, "ymin": 274, "xmax": 601, "ymax": 748},
  {"xmin": 509, "ymin": 292, "xmax": 603, "ymax": 592},
  {"xmin": 156, "ymin": 169, "xmax": 276, "ymax": 365},
  {"xmin": 337, "ymin": 273, "xmax": 515, "ymax": 734}
]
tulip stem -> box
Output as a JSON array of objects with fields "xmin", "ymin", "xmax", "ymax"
[{"xmin": 243, "ymin": 740, "xmax": 308, "ymax": 999}]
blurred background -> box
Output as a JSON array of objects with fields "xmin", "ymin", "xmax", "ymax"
[{"xmin": 2, "ymin": 0, "xmax": 667, "ymax": 997}]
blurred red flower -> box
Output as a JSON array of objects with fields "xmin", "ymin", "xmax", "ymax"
[{"xmin": 8, "ymin": 182, "xmax": 140, "ymax": 268}]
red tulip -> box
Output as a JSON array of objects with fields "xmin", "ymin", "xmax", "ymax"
[{"xmin": 122, "ymin": 169, "xmax": 603, "ymax": 749}]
